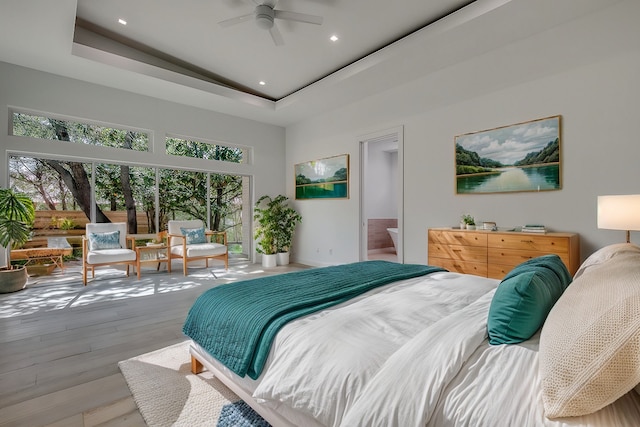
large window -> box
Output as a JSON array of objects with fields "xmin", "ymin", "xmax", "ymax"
[
  {"xmin": 9, "ymin": 155, "xmax": 249, "ymax": 255},
  {"xmin": 8, "ymin": 112, "xmax": 250, "ymax": 255},
  {"xmin": 12, "ymin": 111, "xmax": 149, "ymax": 151}
]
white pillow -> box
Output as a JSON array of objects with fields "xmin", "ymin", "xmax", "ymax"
[{"xmin": 539, "ymin": 248, "xmax": 640, "ymax": 418}]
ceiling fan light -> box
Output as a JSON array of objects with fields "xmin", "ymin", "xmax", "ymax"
[
  {"xmin": 255, "ymin": 4, "xmax": 275, "ymax": 30},
  {"xmin": 255, "ymin": 14, "xmax": 274, "ymax": 29}
]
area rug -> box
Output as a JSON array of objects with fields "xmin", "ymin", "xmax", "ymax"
[{"xmin": 118, "ymin": 341, "xmax": 271, "ymax": 427}]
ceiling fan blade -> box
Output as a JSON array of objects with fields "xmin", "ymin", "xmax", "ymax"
[
  {"xmin": 274, "ymin": 10, "xmax": 323, "ymax": 25},
  {"xmin": 269, "ymin": 24, "xmax": 284, "ymax": 46},
  {"xmin": 218, "ymin": 12, "xmax": 254, "ymax": 28}
]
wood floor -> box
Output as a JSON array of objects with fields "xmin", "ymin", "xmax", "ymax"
[{"xmin": 0, "ymin": 259, "xmax": 306, "ymax": 427}]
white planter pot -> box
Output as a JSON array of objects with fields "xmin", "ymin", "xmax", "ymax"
[
  {"xmin": 261, "ymin": 254, "xmax": 277, "ymax": 268},
  {"xmin": 276, "ymin": 252, "xmax": 290, "ymax": 266}
]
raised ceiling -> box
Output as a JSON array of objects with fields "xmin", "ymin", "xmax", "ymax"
[{"xmin": 0, "ymin": 0, "xmax": 620, "ymax": 126}]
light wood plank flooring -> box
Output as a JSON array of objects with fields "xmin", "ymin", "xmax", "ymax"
[{"xmin": 0, "ymin": 258, "xmax": 306, "ymax": 427}]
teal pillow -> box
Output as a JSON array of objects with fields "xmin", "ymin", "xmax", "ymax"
[
  {"xmin": 487, "ymin": 255, "xmax": 572, "ymax": 345},
  {"xmin": 181, "ymin": 227, "xmax": 206, "ymax": 244},
  {"xmin": 88, "ymin": 230, "xmax": 121, "ymax": 251}
]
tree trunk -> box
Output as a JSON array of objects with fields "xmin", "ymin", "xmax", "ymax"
[
  {"xmin": 121, "ymin": 132, "xmax": 138, "ymax": 234},
  {"xmin": 46, "ymin": 120, "xmax": 109, "ymax": 223}
]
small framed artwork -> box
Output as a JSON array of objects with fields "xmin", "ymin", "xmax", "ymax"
[
  {"xmin": 455, "ymin": 115, "xmax": 561, "ymax": 194},
  {"xmin": 295, "ymin": 154, "xmax": 349, "ymax": 200}
]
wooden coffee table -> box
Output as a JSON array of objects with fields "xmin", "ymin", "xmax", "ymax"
[{"xmin": 133, "ymin": 243, "xmax": 171, "ymax": 279}]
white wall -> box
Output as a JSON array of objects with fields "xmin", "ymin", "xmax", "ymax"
[
  {"xmin": 365, "ymin": 142, "xmax": 398, "ymax": 219},
  {"xmin": 0, "ymin": 62, "xmax": 286, "ymax": 266},
  {"xmin": 287, "ymin": 0, "xmax": 640, "ymax": 266}
]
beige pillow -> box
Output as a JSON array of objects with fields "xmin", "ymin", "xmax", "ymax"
[
  {"xmin": 573, "ymin": 243, "xmax": 640, "ymax": 280},
  {"xmin": 539, "ymin": 248, "xmax": 640, "ymax": 418}
]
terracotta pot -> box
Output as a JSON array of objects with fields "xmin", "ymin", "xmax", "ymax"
[{"xmin": 0, "ymin": 266, "xmax": 28, "ymax": 293}]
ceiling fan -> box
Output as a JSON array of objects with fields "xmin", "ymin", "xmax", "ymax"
[{"xmin": 218, "ymin": 0, "xmax": 323, "ymax": 46}]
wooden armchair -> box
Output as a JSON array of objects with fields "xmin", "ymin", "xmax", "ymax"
[
  {"xmin": 167, "ymin": 220, "xmax": 228, "ymax": 276},
  {"xmin": 82, "ymin": 222, "xmax": 137, "ymax": 285}
]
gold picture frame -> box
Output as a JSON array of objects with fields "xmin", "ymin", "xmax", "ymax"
[
  {"xmin": 455, "ymin": 115, "xmax": 561, "ymax": 194},
  {"xmin": 295, "ymin": 154, "xmax": 349, "ymax": 200}
]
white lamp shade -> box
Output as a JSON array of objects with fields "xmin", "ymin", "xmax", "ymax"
[{"xmin": 597, "ymin": 195, "xmax": 640, "ymax": 231}]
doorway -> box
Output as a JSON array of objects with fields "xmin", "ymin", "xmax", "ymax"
[{"xmin": 359, "ymin": 126, "xmax": 403, "ymax": 263}]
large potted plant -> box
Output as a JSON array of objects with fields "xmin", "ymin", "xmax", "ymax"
[
  {"xmin": 274, "ymin": 197, "xmax": 302, "ymax": 266},
  {"xmin": 254, "ymin": 195, "xmax": 302, "ymax": 267},
  {"xmin": 0, "ymin": 188, "xmax": 35, "ymax": 293},
  {"xmin": 254, "ymin": 195, "xmax": 279, "ymax": 267}
]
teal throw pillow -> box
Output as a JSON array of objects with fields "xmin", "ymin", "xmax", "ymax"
[
  {"xmin": 88, "ymin": 230, "xmax": 121, "ymax": 251},
  {"xmin": 181, "ymin": 227, "xmax": 206, "ymax": 245},
  {"xmin": 487, "ymin": 254, "xmax": 572, "ymax": 345}
]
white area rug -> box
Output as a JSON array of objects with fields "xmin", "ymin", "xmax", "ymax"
[{"xmin": 118, "ymin": 341, "xmax": 270, "ymax": 427}]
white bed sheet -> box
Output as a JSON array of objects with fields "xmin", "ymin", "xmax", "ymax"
[{"xmin": 253, "ymin": 271, "xmax": 498, "ymax": 427}]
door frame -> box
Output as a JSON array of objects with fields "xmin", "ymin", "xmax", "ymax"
[{"xmin": 358, "ymin": 126, "xmax": 404, "ymax": 263}]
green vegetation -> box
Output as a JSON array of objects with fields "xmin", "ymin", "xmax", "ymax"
[
  {"xmin": 514, "ymin": 138, "xmax": 559, "ymax": 166},
  {"xmin": 254, "ymin": 195, "xmax": 301, "ymax": 255},
  {"xmin": 296, "ymin": 167, "xmax": 348, "ymax": 185},
  {"xmin": 456, "ymin": 138, "xmax": 559, "ymax": 176},
  {"xmin": 0, "ymin": 188, "xmax": 35, "ymax": 269},
  {"xmin": 455, "ymin": 144, "xmax": 503, "ymax": 176}
]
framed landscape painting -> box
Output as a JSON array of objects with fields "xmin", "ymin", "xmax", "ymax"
[
  {"xmin": 455, "ymin": 115, "xmax": 561, "ymax": 194},
  {"xmin": 295, "ymin": 154, "xmax": 349, "ymax": 200}
]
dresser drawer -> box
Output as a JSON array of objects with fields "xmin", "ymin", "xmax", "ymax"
[
  {"xmin": 428, "ymin": 257, "xmax": 488, "ymax": 277},
  {"xmin": 488, "ymin": 234, "xmax": 569, "ymax": 253},
  {"xmin": 488, "ymin": 248, "xmax": 571, "ymax": 270},
  {"xmin": 429, "ymin": 230, "xmax": 487, "ymax": 247},
  {"xmin": 488, "ymin": 264, "xmax": 515, "ymax": 280},
  {"xmin": 430, "ymin": 244, "xmax": 487, "ymax": 263}
]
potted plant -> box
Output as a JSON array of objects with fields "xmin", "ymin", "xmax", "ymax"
[
  {"xmin": 461, "ymin": 214, "xmax": 476, "ymax": 230},
  {"xmin": 274, "ymin": 197, "xmax": 302, "ymax": 266},
  {"xmin": 254, "ymin": 195, "xmax": 302, "ymax": 267},
  {"xmin": 0, "ymin": 188, "xmax": 35, "ymax": 293},
  {"xmin": 254, "ymin": 195, "xmax": 280, "ymax": 267}
]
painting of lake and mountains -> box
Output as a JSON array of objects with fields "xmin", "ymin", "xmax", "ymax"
[
  {"xmin": 295, "ymin": 154, "xmax": 349, "ymax": 199},
  {"xmin": 455, "ymin": 116, "xmax": 561, "ymax": 194}
]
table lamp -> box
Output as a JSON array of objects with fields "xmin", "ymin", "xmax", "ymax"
[{"xmin": 597, "ymin": 194, "xmax": 640, "ymax": 243}]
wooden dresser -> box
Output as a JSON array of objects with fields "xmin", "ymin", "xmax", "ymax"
[{"xmin": 427, "ymin": 228, "xmax": 580, "ymax": 279}]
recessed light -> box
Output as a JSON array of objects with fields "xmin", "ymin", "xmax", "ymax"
[
  {"xmin": 118, "ymin": 18, "xmax": 127, "ymax": 25},
  {"xmin": 330, "ymin": 35, "xmax": 339, "ymax": 42},
  {"xmin": 259, "ymin": 81, "xmax": 266, "ymax": 86}
]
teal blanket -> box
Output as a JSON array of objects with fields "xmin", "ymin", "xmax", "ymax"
[{"xmin": 183, "ymin": 260, "xmax": 445, "ymax": 379}]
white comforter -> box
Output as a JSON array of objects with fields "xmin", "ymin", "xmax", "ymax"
[{"xmin": 251, "ymin": 271, "xmax": 640, "ymax": 427}]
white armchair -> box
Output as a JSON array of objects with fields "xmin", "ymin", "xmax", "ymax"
[
  {"xmin": 82, "ymin": 222, "xmax": 137, "ymax": 286},
  {"xmin": 167, "ymin": 219, "xmax": 228, "ymax": 276}
]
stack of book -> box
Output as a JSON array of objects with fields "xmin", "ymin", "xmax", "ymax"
[{"xmin": 521, "ymin": 224, "xmax": 547, "ymax": 233}]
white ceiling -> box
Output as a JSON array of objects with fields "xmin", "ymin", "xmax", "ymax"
[{"xmin": 0, "ymin": 0, "xmax": 619, "ymax": 127}]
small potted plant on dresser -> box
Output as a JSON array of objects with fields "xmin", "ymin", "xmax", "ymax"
[
  {"xmin": 461, "ymin": 214, "xmax": 476, "ymax": 230},
  {"xmin": 0, "ymin": 188, "xmax": 35, "ymax": 293}
]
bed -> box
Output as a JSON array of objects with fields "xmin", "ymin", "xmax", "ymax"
[{"xmin": 183, "ymin": 245, "xmax": 640, "ymax": 427}]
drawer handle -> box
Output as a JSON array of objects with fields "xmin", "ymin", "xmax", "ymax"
[
  {"xmin": 521, "ymin": 240, "xmax": 534, "ymax": 243},
  {"xmin": 452, "ymin": 249, "xmax": 462, "ymax": 252}
]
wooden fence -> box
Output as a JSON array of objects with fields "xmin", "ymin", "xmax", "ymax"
[{"xmin": 23, "ymin": 210, "xmax": 150, "ymax": 249}]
